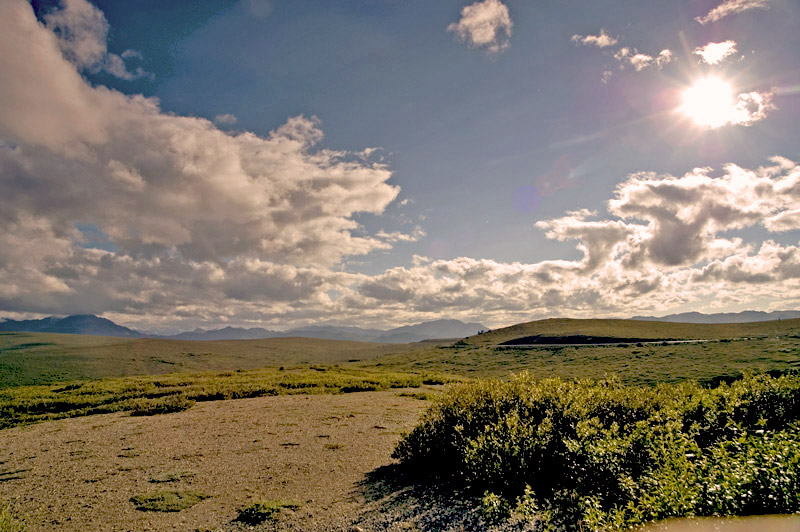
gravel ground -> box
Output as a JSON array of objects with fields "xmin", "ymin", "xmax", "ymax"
[{"xmin": 0, "ymin": 388, "xmax": 528, "ymax": 532}]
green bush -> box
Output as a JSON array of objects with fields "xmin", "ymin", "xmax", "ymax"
[
  {"xmin": 130, "ymin": 490, "xmax": 209, "ymax": 512},
  {"xmin": 236, "ymin": 500, "xmax": 301, "ymax": 525},
  {"xmin": 129, "ymin": 394, "xmax": 195, "ymax": 416},
  {"xmin": 393, "ymin": 373, "xmax": 800, "ymax": 531}
]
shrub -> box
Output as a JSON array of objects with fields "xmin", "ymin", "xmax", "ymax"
[
  {"xmin": 236, "ymin": 500, "xmax": 301, "ymax": 525},
  {"xmin": 393, "ymin": 373, "xmax": 800, "ymax": 531},
  {"xmin": 129, "ymin": 394, "xmax": 195, "ymax": 416},
  {"xmin": 130, "ymin": 491, "xmax": 209, "ymax": 512}
]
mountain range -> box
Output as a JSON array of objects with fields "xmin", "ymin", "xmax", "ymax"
[
  {"xmin": 631, "ymin": 310, "xmax": 800, "ymax": 324},
  {"xmin": 0, "ymin": 315, "xmax": 486, "ymax": 343}
]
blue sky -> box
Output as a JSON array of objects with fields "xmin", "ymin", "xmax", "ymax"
[{"xmin": 2, "ymin": 0, "xmax": 799, "ymax": 331}]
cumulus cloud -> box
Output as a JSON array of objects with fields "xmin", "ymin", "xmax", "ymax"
[
  {"xmin": 350, "ymin": 158, "xmax": 800, "ymax": 325},
  {"xmin": 693, "ymin": 41, "xmax": 738, "ymax": 65},
  {"xmin": 43, "ymin": 0, "xmax": 151, "ymax": 81},
  {"xmin": 447, "ymin": 0, "xmax": 513, "ymax": 54},
  {"xmin": 0, "ymin": 0, "xmax": 400, "ymax": 326},
  {"xmin": 696, "ymin": 0, "xmax": 769, "ymax": 25},
  {"xmin": 1, "ymin": 0, "xmax": 799, "ymax": 329},
  {"xmin": 571, "ymin": 29, "xmax": 618, "ymax": 48}
]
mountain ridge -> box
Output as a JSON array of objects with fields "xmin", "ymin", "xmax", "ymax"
[
  {"xmin": 631, "ymin": 310, "xmax": 800, "ymax": 324},
  {"xmin": 0, "ymin": 315, "xmax": 486, "ymax": 343}
]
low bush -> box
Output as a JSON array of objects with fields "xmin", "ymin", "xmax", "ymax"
[
  {"xmin": 236, "ymin": 500, "xmax": 301, "ymax": 525},
  {"xmin": 130, "ymin": 490, "xmax": 209, "ymax": 512},
  {"xmin": 393, "ymin": 373, "xmax": 800, "ymax": 531},
  {"xmin": 129, "ymin": 394, "xmax": 195, "ymax": 416}
]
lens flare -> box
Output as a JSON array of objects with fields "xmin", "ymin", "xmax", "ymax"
[{"xmin": 680, "ymin": 77, "xmax": 736, "ymax": 128}]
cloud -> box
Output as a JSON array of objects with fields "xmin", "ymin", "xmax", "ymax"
[
  {"xmin": 620, "ymin": 49, "xmax": 673, "ymax": 71},
  {"xmin": 43, "ymin": 0, "xmax": 151, "ymax": 80},
  {"xmin": 376, "ymin": 227, "xmax": 427, "ymax": 244},
  {"xmin": 2, "ymin": 0, "xmax": 799, "ymax": 330},
  {"xmin": 350, "ymin": 158, "xmax": 800, "ymax": 325},
  {"xmin": 696, "ymin": 0, "xmax": 769, "ymax": 25},
  {"xmin": 213, "ymin": 113, "xmax": 238, "ymax": 126},
  {"xmin": 693, "ymin": 41, "xmax": 738, "ymax": 65},
  {"xmin": 447, "ymin": 0, "xmax": 513, "ymax": 54},
  {"xmin": 0, "ymin": 0, "xmax": 400, "ymax": 325},
  {"xmin": 571, "ymin": 29, "xmax": 618, "ymax": 48}
]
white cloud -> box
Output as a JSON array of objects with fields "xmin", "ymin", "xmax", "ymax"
[
  {"xmin": 350, "ymin": 158, "xmax": 800, "ymax": 326},
  {"xmin": 571, "ymin": 29, "xmax": 618, "ymax": 48},
  {"xmin": 625, "ymin": 49, "xmax": 673, "ymax": 71},
  {"xmin": 213, "ymin": 113, "xmax": 238, "ymax": 126},
  {"xmin": 693, "ymin": 41, "xmax": 738, "ymax": 65},
  {"xmin": 43, "ymin": 0, "xmax": 151, "ymax": 80},
  {"xmin": 1, "ymin": 0, "xmax": 799, "ymax": 329},
  {"xmin": 447, "ymin": 0, "xmax": 513, "ymax": 54},
  {"xmin": 696, "ymin": 0, "xmax": 769, "ymax": 25},
  {"xmin": 376, "ymin": 227, "xmax": 426, "ymax": 243}
]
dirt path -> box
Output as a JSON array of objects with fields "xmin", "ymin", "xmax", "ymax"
[{"xmin": 0, "ymin": 390, "xmax": 440, "ymax": 532}]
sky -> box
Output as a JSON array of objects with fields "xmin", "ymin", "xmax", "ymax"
[{"xmin": 1, "ymin": 0, "xmax": 800, "ymax": 332}]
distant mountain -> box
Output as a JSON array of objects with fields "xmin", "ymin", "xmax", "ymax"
[
  {"xmin": 373, "ymin": 319, "xmax": 487, "ymax": 343},
  {"xmin": 631, "ymin": 310, "xmax": 800, "ymax": 324},
  {"xmin": 159, "ymin": 320, "xmax": 486, "ymax": 343},
  {"xmin": 1, "ymin": 314, "xmax": 486, "ymax": 343},
  {"xmin": 163, "ymin": 326, "xmax": 277, "ymax": 341},
  {"xmin": 0, "ymin": 314, "xmax": 140, "ymax": 337},
  {"xmin": 281, "ymin": 325, "xmax": 385, "ymax": 343}
]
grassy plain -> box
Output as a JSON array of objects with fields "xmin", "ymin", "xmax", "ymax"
[{"xmin": 0, "ymin": 332, "xmax": 428, "ymax": 387}]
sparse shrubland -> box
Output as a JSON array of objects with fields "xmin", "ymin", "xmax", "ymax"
[
  {"xmin": 393, "ymin": 372, "xmax": 800, "ymax": 530},
  {"xmin": 0, "ymin": 366, "xmax": 456, "ymax": 429}
]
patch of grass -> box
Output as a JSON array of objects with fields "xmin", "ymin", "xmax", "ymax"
[
  {"xmin": 0, "ymin": 503, "xmax": 25, "ymax": 532},
  {"xmin": 149, "ymin": 470, "xmax": 194, "ymax": 483},
  {"xmin": 236, "ymin": 500, "xmax": 301, "ymax": 525},
  {"xmin": 394, "ymin": 372, "xmax": 800, "ymax": 531},
  {"xmin": 129, "ymin": 394, "xmax": 195, "ymax": 416},
  {"xmin": 0, "ymin": 367, "xmax": 458, "ymax": 429},
  {"xmin": 130, "ymin": 490, "xmax": 209, "ymax": 512}
]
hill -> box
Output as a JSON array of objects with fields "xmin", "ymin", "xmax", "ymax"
[
  {"xmin": 631, "ymin": 310, "xmax": 800, "ymax": 323},
  {"xmin": 464, "ymin": 317, "xmax": 800, "ymax": 346},
  {"xmin": 0, "ymin": 314, "xmax": 140, "ymax": 337}
]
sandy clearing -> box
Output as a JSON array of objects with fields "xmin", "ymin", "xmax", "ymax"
[{"xmin": 0, "ymin": 390, "xmax": 436, "ymax": 532}]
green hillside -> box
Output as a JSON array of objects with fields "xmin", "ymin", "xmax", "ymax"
[{"xmin": 466, "ymin": 317, "xmax": 800, "ymax": 345}]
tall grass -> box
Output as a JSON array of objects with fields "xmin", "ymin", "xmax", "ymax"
[{"xmin": 393, "ymin": 373, "xmax": 800, "ymax": 530}]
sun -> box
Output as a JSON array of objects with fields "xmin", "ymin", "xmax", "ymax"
[{"xmin": 680, "ymin": 77, "xmax": 737, "ymax": 129}]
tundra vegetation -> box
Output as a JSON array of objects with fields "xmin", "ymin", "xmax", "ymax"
[
  {"xmin": 393, "ymin": 373, "xmax": 800, "ymax": 530},
  {"xmin": 0, "ymin": 319, "xmax": 799, "ymax": 529}
]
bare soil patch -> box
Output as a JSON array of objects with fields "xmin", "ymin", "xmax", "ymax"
[{"xmin": 0, "ymin": 389, "xmax": 448, "ymax": 531}]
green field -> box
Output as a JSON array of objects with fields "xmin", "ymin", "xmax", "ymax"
[
  {"xmin": 2, "ymin": 318, "xmax": 800, "ymax": 430},
  {"xmin": 0, "ymin": 332, "xmax": 428, "ymax": 387}
]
